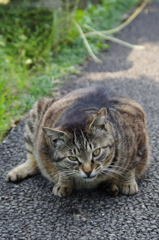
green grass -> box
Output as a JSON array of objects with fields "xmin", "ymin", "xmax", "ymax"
[{"xmin": 0, "ymin": 0, "xmax": 141, "ymax": 140}]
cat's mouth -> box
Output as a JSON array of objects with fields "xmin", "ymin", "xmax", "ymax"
[{"xmin": 83, "ymin": 175, "xmax": 96, "ymax": 181}]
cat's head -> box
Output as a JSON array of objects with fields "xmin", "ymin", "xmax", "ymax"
[{"xmin": 43, "ymin": 108, "xmax": 115, "ymax": 181}]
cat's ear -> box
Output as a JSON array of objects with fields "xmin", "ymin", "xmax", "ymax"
[
  {"xmin": 42, "ymin": 127, "xmax": 68, "ymax": 148},
  {"xmin": 89, "ymin": 107, "xmax": 107, "ymax": 130}
]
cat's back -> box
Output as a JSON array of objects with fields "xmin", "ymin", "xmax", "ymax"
[
  {"xmin": 26, "ymin": 86, "xmax": 146, "ymax": 140},
  {"xmin": 41, "ymin": 86, "xmax": 119, "ymax": 129},
  {"xmin": 56, "ymin": 86, "xmax": 143, "ymax": 114},
  {"xmin": 54, "ymin": 86, "xmax": 145, "ymax": 124}
]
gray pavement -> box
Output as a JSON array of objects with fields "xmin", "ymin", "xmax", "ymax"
[{"xmin": 1, "ymin": 2, "xmax": 159, "ymax": 239}]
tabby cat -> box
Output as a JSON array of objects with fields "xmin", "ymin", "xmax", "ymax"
[{"xmin": 7, "ymin": 86, "xmax": 150, "ymax": 197}]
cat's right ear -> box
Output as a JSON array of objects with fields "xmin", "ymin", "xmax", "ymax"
[
  {"xmin": 42, "ymin": 127, "xmax": 68, "ymax": 148},
  {"xmin": 89, "ymin": 107, "xmax": 107, "ymax": 130}
]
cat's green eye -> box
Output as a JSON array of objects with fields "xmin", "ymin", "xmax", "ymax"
[
  {"xmin": 93, "ymin": 148, "xmax": 101, "ymax": 157},
  {"xmin": 68, "ymin": 156, "xmax": 78, "ymax": 161}
]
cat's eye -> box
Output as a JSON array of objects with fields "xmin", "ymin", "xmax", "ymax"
[
  {"xmin": 68, "ymin": 156, "xmax": 78, "ymax": 161},
  {"xmin": 92, "ymin": 148, "xmax": 101, "ymax": 157}
]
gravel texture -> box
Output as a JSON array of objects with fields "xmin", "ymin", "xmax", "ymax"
[{"xmin": 1, "ymin": 3, "xmax": 159, "ymax": 239}]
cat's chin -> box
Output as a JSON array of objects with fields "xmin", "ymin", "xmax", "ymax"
[{"xmin": 83, "ymin": 176, "xmax": 96, "ymax": 182}]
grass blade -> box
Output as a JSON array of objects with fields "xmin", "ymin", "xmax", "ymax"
[
  {"xmin": 84, "ymin": 25, "xmax": 144, "ymax": 50},
  {"xmin": 73, "ymin": 20, "xmax": 102, "ymax": 63},
  {"xmin": 85, "ymin": 0, "xmax": 149, "ymax": 35}
]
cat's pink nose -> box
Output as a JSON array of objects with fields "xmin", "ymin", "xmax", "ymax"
[{"xmin": 84, "ymin": 171, "xmax": 92, "ymax": 176}]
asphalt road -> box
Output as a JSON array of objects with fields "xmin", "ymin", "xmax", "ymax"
[{"xmin": 1, "ymin": 2, "xmax": 159, "ymax": 239}]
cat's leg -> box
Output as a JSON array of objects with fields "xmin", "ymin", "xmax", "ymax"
[
  {"xmin": 108, "ymin": 182, "xmax": 119, "ymax": 197},
  {"xmin": 119, "ymin": 168, "xmax": 138, "ymax": 195},
  {"xmin": 119, "ymin": 143, "xmax": 149, "ymax": 195},
  {"xmin": 6, "ymin": 153, "xmax": 39, "ymax": 182},
  {"xmin": 53, "ymin": 175, "xmax": 74, "ymax": 197},
  {"xmin": 135, "ymin": 146, "xmax": 150, "ymax": 179},
  {"xmin": 106, "ymin": 177, "xmax": 119, "ymax": 197}
]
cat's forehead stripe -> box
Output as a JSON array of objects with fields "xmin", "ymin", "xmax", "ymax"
[
  {"xmin": 80, "ymin": 130, "xmax": 88, "ymax": 150},
  {"xmin": 72, "ymin": 131, "xmax": 80, "ymax": 153}
]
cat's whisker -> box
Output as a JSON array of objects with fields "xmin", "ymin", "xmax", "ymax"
[
  {"xmin": 99, "ymin": 170, "xmax": 114, "ymax": 179},
  {"xmin": 102, "ymin": 167, "xmax": 125, "ymax": 178},
  {"xmin": 61, "ymin": 170, "xmax": 74, "ymax": 176},
  {"xmin": 108, "ymin": 165, "xmax": 128, "ymax": 171},
  {"xmin": 108, "ymin": 162, "xmax": 137, "ymax": 172},
  {"xmin": 63, "ymin": 143, "xmax": 72, "ymax": 151},
  {"xmin": 95, "ymin": 165, "xmax": 101, "ymax": 170}
]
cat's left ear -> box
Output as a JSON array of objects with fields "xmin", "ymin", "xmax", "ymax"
[
  {"xmin": 89, "ymin": 107, "xmax": 107, "ymax": 130},
  {"xmin": 42, "ymin": 127, "xmax": 68, "ymax": 147}
]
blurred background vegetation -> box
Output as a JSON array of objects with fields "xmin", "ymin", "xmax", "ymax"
[{"xmin": 0, "ymin": 0, "xmax": 141, "ymax": 140}]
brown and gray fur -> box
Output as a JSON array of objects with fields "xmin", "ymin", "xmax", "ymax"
[{"xmin": 7, "ymin": 86, "xmax": 150, "ymax": 197}]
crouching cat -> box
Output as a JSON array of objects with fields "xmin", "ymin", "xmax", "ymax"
[{"xmin": 7, "ymin": 86, "xmax": 150, "ymax": 197}]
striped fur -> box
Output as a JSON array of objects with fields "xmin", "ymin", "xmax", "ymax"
[{"xmin": 7, "ymin": 87, "xmax": 150, "ymax": 197}]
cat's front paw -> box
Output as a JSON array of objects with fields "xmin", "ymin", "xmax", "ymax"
[
  {"xmin": 6, "ymin": 166, "xmax": 28, "ymax": 182},
  {"xmin": 106, "ymin": 182, "xmax": 119, "ymax": 197},
  {"xmin": 53, "ymin": 184, "xmax": 73, "ymax": 197},
  {"xmin": 119, "ymin": 180, "xmax": 138, "ymax": 195}
]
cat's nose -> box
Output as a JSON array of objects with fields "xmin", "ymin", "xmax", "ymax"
[{"xmin": 84, "ymin": 171, "xmax": 92, "ymax": 177}]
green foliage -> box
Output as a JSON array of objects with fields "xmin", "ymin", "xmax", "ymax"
[{"xmin": 0, "ymin": 0, "xmax": 140, "ymax": 140}]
